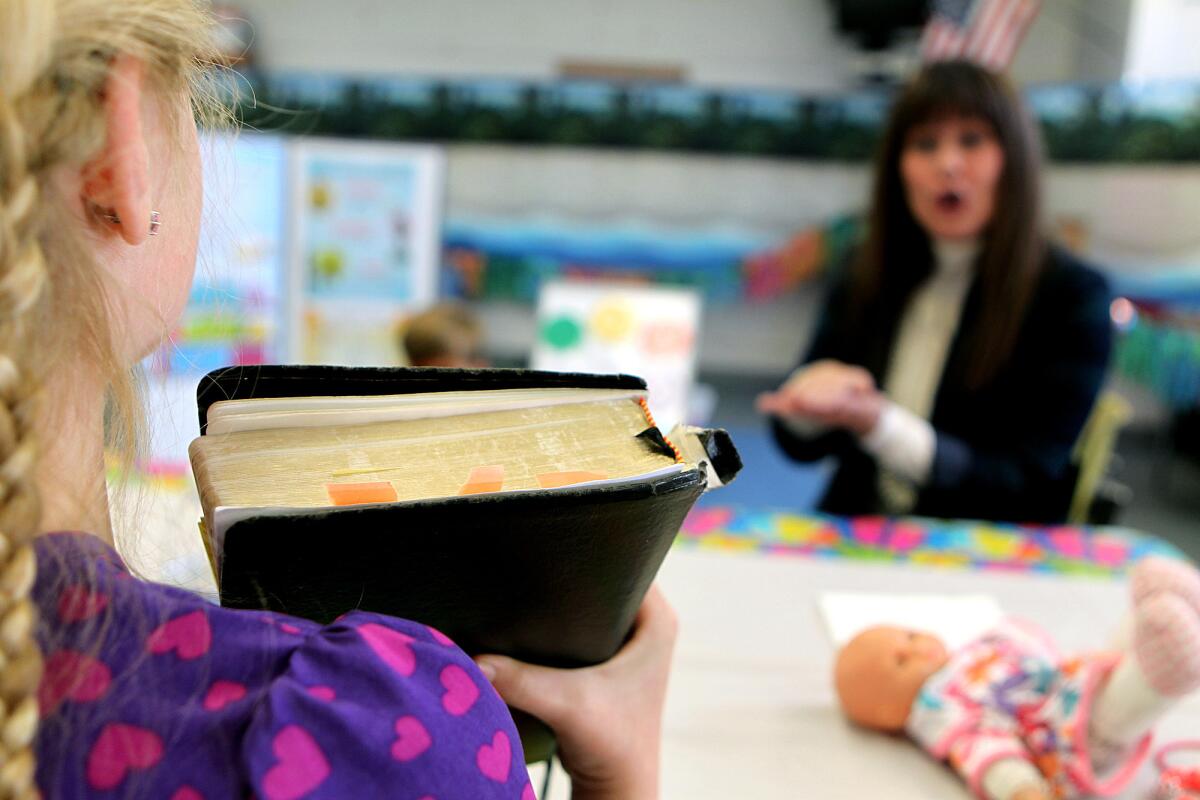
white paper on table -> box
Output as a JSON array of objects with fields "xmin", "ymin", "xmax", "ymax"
[{"xmin": 818, "ymin": 592, "xmax": 1005, "ymax": 650}]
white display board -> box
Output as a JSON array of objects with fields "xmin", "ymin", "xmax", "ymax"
[
  {"xmin": 532, "ymin": 281, "xmax": 701, "ymax": 432},
  {"xmin": 288, "ymin": 139, "xmax": 444, "ymax": 365}
]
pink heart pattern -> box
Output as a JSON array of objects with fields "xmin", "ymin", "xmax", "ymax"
[
  {"xmin": 38, "ymin": 649, "xmax": 111, "ymax": 715},
  {"xmin": 147, "ymin": 610, "xmax": 212, "ymax": 661},
  {"xmin": 391, "ymin": 715, "xmax": 432, "ymax": 762},
  {"xmin": 203, "ymin": 680, "xmax": 247, "ymax": 711},
  {"xmin": 262, "ymin": 725, "xmax": 330, "ymax": 800},
  {"xmin": 476, "ymin": 730, "xmax": 512, "ymax": 783},
  {"xmin": 522, "ymin": 783, "xmax": 537, "ymax": 800},
  {"xmin": 170, "ymin": 787, "xmax": 205, "ymax": 800},
  {"xmin": 58, "ymin": 586, "xmax": 110, "ymax": 623},
  {"xmin": 306, "ymin": 685, "xmax": 336, "ymax": 702},
  {"xmin": 439, "ymin": 664, "xmax": 479, "ymax": 716},
  {"xmin": 427, "ymin": 625, "xmax": 455, "ymax": 646},
  {"xmin": 86, "ymin": 723, "xmax": 164, "ymax": 791},
  {"xmin": 391, "ymin": 714, "xmax": 434, "ymax": 762},
  {"xmin": 358, "ymin": 622, "xmax": 417, "ymax": 677}
]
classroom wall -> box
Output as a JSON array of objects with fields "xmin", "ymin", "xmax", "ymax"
[
  {"xmin": 231, "ymin": 0, "xmax": 1139, "ymax": 91},
  {"xmin": 1010, "ymin": 0, "xmax": 1133, "ymax": 87},
  {"xmin": 445, "ymin": 145, "xmax": 1200, "ymax": 270},
  {"xmin": 231, "ymin": 0, "xmax": 859, "ymax": 92},
  {"xmin": 444, "ymin": 145, "xmax": 866, "ymax": 236}
]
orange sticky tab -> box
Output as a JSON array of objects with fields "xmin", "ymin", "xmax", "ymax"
[
  {"xmin": 536, "ymin": 471, "xmax": 609, "ymax": 489},
  {"xmin": 459, "ymin": 465, "xmax": 505, "ymax": 495},
  {"xmin": 326, "ymin": 481, "xmax": 398, "ymax": 506}
]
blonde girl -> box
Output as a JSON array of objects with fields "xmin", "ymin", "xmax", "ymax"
[{"xmin": 1, "ymin": 2, "xmax": 676, "ymax": 797}]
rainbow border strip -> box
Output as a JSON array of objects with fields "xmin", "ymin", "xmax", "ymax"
[{"xmin": 677, "ymin": 506, "xmax": 1187, "ymax": 577}]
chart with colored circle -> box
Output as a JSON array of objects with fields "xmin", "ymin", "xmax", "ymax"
[{"xmin": 532, "ymin": 281, "xmax": 701, "ymax": 431}]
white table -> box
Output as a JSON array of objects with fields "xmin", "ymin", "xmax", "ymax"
[{"xmin": 647, "ymin": 548, "xmax": 1197, "ymax": 799}]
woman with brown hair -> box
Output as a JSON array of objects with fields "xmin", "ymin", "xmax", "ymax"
[
  {"xmin": 759, "ymin": 60, "xmax": 1112, "ymax": 524},
  {"xmin": 1, "ymin": 1, "xmax": 675, "ymax": 797}
]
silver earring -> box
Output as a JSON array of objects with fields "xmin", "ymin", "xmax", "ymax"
[{"xmin": 100, "ymin": 209, "xmax": 162, "ymax": 236}]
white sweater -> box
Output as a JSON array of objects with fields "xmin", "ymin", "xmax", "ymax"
[{"xmin": 862, "ymin": 238, "xmax": 979, "ymax": 512}]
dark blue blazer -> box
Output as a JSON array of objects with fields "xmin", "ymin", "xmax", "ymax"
[{"xmin": 771, "ymin": 246, "xmax": 1113, "ymax": 523}]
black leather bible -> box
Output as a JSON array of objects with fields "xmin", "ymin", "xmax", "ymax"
[{"xmin": 189, "ymin": 365, "xmax": 741, "ymax": 670}]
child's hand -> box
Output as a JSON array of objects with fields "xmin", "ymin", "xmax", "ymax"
[
  {"xmin": 757, "ymin": 359, "xmax": 884, "ymax": 436},
  {"xmin": 475, "ymin": 585, "xmax": 678, "ymax": 800}
]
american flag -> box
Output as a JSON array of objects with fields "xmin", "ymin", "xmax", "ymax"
[{"xmin": 920, "ymin": 0, "xmax": 1042, "ymax": 72}]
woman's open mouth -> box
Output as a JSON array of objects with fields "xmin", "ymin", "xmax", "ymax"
[{"xmin": 935, "ymin": 191, "xmax": 965, "ymax": 213}]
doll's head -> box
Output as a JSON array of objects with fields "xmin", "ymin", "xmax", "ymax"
[{"xmin": 833, "ymin": 626, "xmax": 951, "ymax": 732}]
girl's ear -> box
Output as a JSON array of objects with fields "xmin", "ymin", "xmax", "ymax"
[{"xmin": 80, "ymin": 54, "xmax": 151, "ymax": 246}]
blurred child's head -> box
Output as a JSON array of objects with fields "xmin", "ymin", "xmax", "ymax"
[
  {"xmin": 833, "ymin": 626, "xmax": 950, "ymax": 732},
  {"xmin": 401, "ymin": 304, "xmax": 486, "ymax": 368}
]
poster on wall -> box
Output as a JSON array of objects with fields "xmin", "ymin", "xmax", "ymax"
[
  {"xmin": 532, "ymin": 281, "xmax": 701, "ymax": 432},
  {"xmin": 142, "ymin": 132, "xmax": 288, "ymax": 475},
  {"xmin": 289, "ymin": 139, "xmax": 444, "ymax": 365}
]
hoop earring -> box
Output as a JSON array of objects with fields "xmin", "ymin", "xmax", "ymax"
[{"xmin": 98, "ymin": 209, "xmax": 162, "ymax": 236}]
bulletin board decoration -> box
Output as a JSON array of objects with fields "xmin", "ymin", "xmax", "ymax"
[
  {"xmin": 239, "ymin": 71, "xmax": 1200, "ymax": 163},
  {"xmin": 441, "ymin": 217, "xmax": 759, "ymax": 304},
  {"xmin": 441, "ymin": 214, "xmax": 860, "ymax": 305},
  {"xmin": 741, "ymin": 214, "xmax": 861, "ymax": 300},
  {"xmin": 677, "ymin": 505, "xmax": 1188, "ymax": 577},
  {"xmin": 289, "ymin": 139, "xmax": 444, "ymax": 365}
]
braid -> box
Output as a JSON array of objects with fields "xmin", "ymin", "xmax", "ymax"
[
  {"xmin": 0, "ymin": 1, "xmax": 222, "ymax": 795},
  {"xmin": 0, "ymin": 6, "xmax": 58, "ymax": 796}
]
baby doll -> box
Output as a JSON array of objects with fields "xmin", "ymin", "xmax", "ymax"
[{"xmin": 833, "ymin": 557, "xmax": 1200, "ymax": 800}]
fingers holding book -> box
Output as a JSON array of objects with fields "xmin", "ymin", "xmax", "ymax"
[{"xmin": 475, "ymin": 585, "xmax": 678, "ymax": 800}]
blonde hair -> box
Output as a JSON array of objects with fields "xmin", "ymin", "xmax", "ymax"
[{"xmin": 0, "ymin": 1, "xmax": 221, "ymax": 795}]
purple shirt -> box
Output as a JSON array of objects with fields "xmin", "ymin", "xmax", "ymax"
[{"xmin": 33, "ymin": 533, "xmax": 533, "ymax": 799}]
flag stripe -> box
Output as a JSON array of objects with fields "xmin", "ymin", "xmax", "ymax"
[
  {"xmin": 964, "ymin": 0, "xmax": 1008, "ymax": 60},
  {"xmin": 920, "ymin": 0, "xmax": 1041, "ymax": 71},
  {"xmin": 973, "ymin": 2, "xmax": 1014, "ymax": 66},
  {"xmin": 990, "ymin": 0, "xmax": 1041, "ymax": 70}
]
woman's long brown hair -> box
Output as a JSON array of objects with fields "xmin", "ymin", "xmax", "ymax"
[{"xmin": 850, "ymin": 60, "xmax": 1046, "ymax": 389}]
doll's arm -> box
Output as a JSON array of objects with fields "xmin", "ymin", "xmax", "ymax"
[{"xmin": 980, "ymin": 757, "xmax": 1051, "ymax": 800}]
